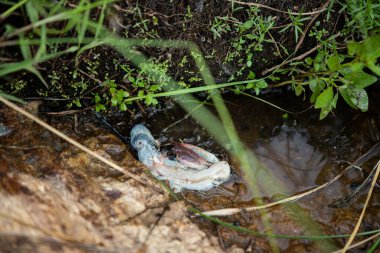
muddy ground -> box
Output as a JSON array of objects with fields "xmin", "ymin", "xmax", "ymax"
[
  {"xmin": 1, "ymin": 91, "xmax": 380, "ymax": 252},
  {"xmin": 0, "ymin": 102, "xmax": 232, "ymax": 253},
  {"xmin": 1, "ymin": 0, "xmax": 380, "ymax": 252}
]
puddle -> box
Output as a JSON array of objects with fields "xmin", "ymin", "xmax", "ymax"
[
  {"xmin": 1, "ymin": 92, "xmax": 379, "ymax": 252},
  {"xmin": 124, "ymin": 92, "xmax": 380, "ymax": 252}
]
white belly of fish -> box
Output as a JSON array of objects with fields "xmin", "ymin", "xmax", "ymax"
[{"xmin": 149, "ymin": 161, "xmax": 231, "ymax": 192}]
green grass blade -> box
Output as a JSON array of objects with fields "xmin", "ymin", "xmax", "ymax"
[
  {"xmin": 367, "ymin": 236, "xmax": 380, "ymax": 253},
  {"xmin": 77, "ymin": 1, "xmax": 90, "ymax": 46},
  {"xmin": 95, "ymin": 0, "xmax": 108, "ymax": 39},
  {"xmin": 26, "ymin": 66, "xmax": 48, "ymax": 88},
  {"xmin": 190, "ymin": 207, "xmax": 380, "ymax": 240},
  {"xmin": 0, "ymin": 92, "xmax": 26, "ymax": 104},
  {"xmin": 18, "ymin": 33, "xmax": 31, "ymax": 60},
  {"xmin": 0, "ymin": 60, "xmax": 33, "ymax": 76},
  {"xmin": 0, "ymin": 0, "xmax": 28, "ymax": 20},
  {"xmin": 35, "ymin": 24, "xmax": 47, "ymax": 61}
]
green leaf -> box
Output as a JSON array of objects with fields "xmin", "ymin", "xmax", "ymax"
[
  {"xmin": 150, "ymin": 85, "xmax": 160, "ymax": 91},
  {"xmin": 246, "ymin": 82, "xmax": 254, "ymax": 89},
  {"xmin": 242, "ymin": 19, "xmax": 254, "ymax": 30},
  {"xmin": 352, "ymin": 35, "xmax": 380, "ymax": 75},
  {"xmin": 339, "ymin": 87, "xmax": 357, "ymax": 109},
  {"xmin": 305, "ymin": 57, "xmax": 313, "ymax": 65},
  {"xmin": 128, "ymin": 76, "xmax": 135, "ymax": 83},
  {"xmin": 247, "ymin": 71, "xmax": 256, "ymax": 80},
  {"xmin": 350, "ymin": 62, "xmax": 365, "ymax": 72},
  {"xmin": 295, "ymin": 84, "xmax": 303, "ymax": 96},
  {"xmin": 35, "ymin": 24, "xmax": 47, "ymax": 61},
  {"xmin": 346, "ymin": 70, "xmax": 377, "ymax": 89},
  {"xmin": 347, "ymin": 41, "xmax": 357, "ymax": 56},
  {"xmin": 95, "ymin": 104, "xmax": 105, "ymax": 112},
  {"xmin": 314, "ymin": 62, "xmax": 320, "ymax": 72},
  {"xmin": 116, "ymin": 90, "xmax": 124, "ymax": 100},
  {"xmin": 120, "ymin": 103, "xmax": 127, "ymax": 111},
  {"xmin": 256, "ymin": 80, "xmax": 267, "ymax": 88},
  {"xmin": 145, "ymin": 93, "xmax": 153, "ymax": 105},
  {"xmin": 315, "ymin": 52, "xmax": 324, "ymax": 63},
  {"xmin": 310, "ymin": 89, "xmax": 320, "ymax": 103},
  {"xmin": 94, "ymin": 94, "xmax": 101, "ymax": 103},
  {"xmin": 111, "ymin": 98, "xmax": 118, "ymax": 106},
  {"xmin": 309, "ymin": 79, "xmax": 318, "ymax": 92},
  {"xmin": 74, "ymin": 99, "xmax": 82, "ymax": 107},
  {"xmin": 137, "ymin": 90, "xmax": 145, "ymax": 97},
  {"xmin": 245, "ymin": 34, "xmax": 258, "ymax": 40},
  {"xmin": 349, "ymin": 88, "xmax": 368, "ymax": 111},
  {"xmin": 151, "ymin": 98, "xmax": 158, "ymax": 105},
  {"xmin": 326, "ymin": 55, "xmax": 340, "ymax": 71},
  {"xmin": 332, "ymin": 93, "xmax": 339, "ymax": 108},
  {"xmin": 315, "ymin": 87, "xmax": 333, "ymax": 109},
  {"xmin": 319, "ymin": 106, "xmax": 331, "ymax": 120},
  {"xmin": 269, "ymin": 76, "xmax": 280, "ymax": 81}
]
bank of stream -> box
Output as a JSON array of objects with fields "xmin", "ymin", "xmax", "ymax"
[{"xmin": 1, "ymin": 90, "xmax": 379, "ymax": 252}]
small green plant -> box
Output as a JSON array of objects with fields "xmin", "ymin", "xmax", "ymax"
[
  {"xmin": 94, "ymin": 79, "xmax": 130, "ymax": 112},
  {"xmin": 339, "ymin": 0, "xmax": 380, "ymax": 38},
  {"xmin": 280, "ymin": 11, "xmax": 311, "ymax": 42},
  {"xmin": 211, "ymin": 7, "xmax": 276, "ymax": 81},
  {"xmin": 124, "ymin": 4, "xmax": 159, "ymax": 39},
  {"xmin": 210, "ymin": 16, "xmax": 232, "ymax": 39},
  {"xmin": 94, "ymin": 59, "xmax": 170, "ymax": 111},
  {"xmin": 280, "ymin": 34, "xmax": 379, "ymax": 119}
]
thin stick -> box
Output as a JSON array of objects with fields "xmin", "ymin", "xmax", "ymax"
[
  {"xmin": 295, "ymin": 0, "xmax": 331, "ymax": 52},
  {"xmin": 0, "ymin": 96, "xmax": 161, "ymax": 193},
  {"xmin": 42, "ymin": 106, "xmax": 94, "ymax": 115},
  {"xmin": 262, "ymin": 45, "xmax": 322, "ymax": 75},
  {"xmin": 341, "ymin": 161, "xmax": 380, "ymax": 253},
  {"xmin": 229, "ymin": 0, "xmax": 328, "ymax": 16},
  {"xmin": 262, "ymin": 33, "xmax": 340, "ymax": 75}
]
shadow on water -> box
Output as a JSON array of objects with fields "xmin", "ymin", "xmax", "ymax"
[{"xmin": 113, "ymin": 91, "xmax": 380, "ymax": 251}]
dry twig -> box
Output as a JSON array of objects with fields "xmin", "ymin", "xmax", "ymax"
[
  {"xmin": 341, "ymin": 160, "xmax": 380, "ymax": 252},
  {"xmin": 229, "ymin": 0, "xmax": 329, "ymax": 16},
  {"xmin": 295, "ymin": 0, "xmax": 331, "ymax": 52}
]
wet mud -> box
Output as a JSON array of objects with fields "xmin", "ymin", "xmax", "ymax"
[
  {"xmin": 0, "ymin": 92, "xmax": 380, "ymax": 252},
  {"xmin": 135, "ymin": 92, "xmax": 380, "ymax": 252}
]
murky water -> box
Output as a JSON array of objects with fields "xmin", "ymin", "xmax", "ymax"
[
  {"xmin": 123, "ymin": 92, "xmax": 380, "ymax": 252},
  {"xmin": 2, "ymin": 92, "xmax": 379, "ymax": 252}
]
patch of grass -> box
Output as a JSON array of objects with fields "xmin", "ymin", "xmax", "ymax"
[{"xmin": 339, "ymin": 0, "xmax": 380, "ymax": 38}]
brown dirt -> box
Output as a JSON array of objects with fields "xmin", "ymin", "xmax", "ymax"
[{"xmin": 0, "ymin": 102, "xmax": 229, "ymax": 253}]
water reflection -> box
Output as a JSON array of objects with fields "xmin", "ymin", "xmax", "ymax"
[{"xmin": 255, "ymin": 126, "xmax": 327, "ymax": 196}]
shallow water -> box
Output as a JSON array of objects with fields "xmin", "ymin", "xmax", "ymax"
[
  {"xmin": 126, "ymin": 92, "xmax": 380, "ymax": 252},
  {"xmin": 1, "ymin": 92, "xmax": 379, "ymax": 252}
]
